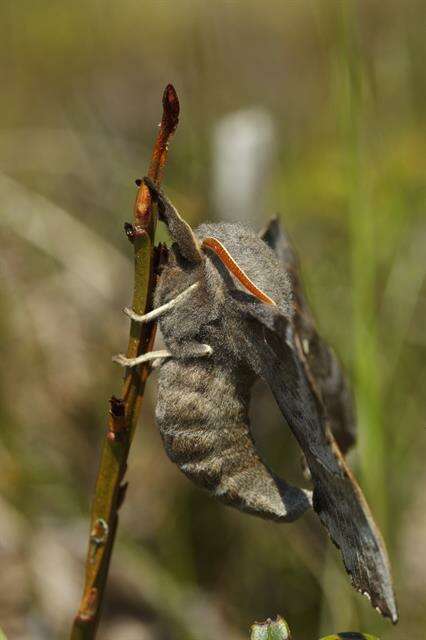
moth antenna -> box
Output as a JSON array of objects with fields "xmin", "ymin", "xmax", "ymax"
[
  {"xmin": 143, "ymin": 176, "xmax": 203, "ymax": 263},
  {"xmin": 112, "ymin": 350, "xmax": 172, "ymax": 368},
  {"xmin": 201, "ymin": 237, "xmax": 277, "ymax": 306},
  {"xmin": 124, "ymin": 283, "xmax": 199, "ymax": 323}
]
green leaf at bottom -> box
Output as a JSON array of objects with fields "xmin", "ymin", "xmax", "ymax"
[{"xmin": 250, "ymin": 616, "xmax": 292, "ymax": 640}]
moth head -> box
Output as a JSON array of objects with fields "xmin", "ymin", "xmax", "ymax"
[{"xmin": 143, "ymin": 176, "xmax": 275, "ymax": 309}]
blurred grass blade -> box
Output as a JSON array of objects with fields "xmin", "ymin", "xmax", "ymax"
[
  {"xmin": 341, "ymin": 0, "xmax": 387, "ymax": 529},
  {"xmin": 0, "ymin": 171, "xmax": 129, "ymax": 301}
]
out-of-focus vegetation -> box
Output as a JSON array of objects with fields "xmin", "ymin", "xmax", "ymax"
[{"xmin": 0, "ymin": 1, "xmax": 424, "ymax": 639}]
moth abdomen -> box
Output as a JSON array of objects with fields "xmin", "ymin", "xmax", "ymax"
[
  {"xmin": 156, "ymin": 358, "xmax": 311, "ymax": 522},
  {"xmin": 157, "ymin": 358, "xmax": 247, "ymax": 492}
]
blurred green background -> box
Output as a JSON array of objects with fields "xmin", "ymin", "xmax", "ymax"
[{"xmin": 0, "ymin": 1, "xmax": 425, "ymax": 639}]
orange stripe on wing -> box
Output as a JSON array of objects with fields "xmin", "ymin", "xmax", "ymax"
[{"xmin": 201, "ymin": 236, "xmax": 277, "ymax": 306}]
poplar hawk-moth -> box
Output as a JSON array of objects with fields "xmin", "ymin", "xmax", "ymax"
[{"xmin": 114, "ymin": 177, "xmax": 398, "ymax": 623}]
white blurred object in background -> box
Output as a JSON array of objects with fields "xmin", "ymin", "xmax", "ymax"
[{"xmin": 212, "ymin": 108, "xmax": 276, "ymax": 225}]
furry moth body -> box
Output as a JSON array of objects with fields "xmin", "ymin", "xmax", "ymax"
[
  {"xmin": 116, "ymin": 177, "xmax": 398, "ymax": 623},
  {"xmin": 156, "ymin": 222, "xmax": 312, "ymax": 522}
]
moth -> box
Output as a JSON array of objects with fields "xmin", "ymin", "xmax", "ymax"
[{"xmin": 114, "ymin": 177, "xmax": 398, "ymax": 623}]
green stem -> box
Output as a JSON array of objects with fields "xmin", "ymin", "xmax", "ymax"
[{"xmin": 70, "ymin": 85, "xmax": 179, "ymax": 640}]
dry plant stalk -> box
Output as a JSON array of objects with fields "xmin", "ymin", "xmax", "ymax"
[{"xmin": 70, "ymin": 84, "xmax": 180, "ymax": 640}]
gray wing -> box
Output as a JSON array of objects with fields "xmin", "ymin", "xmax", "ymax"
[
  {"xmin": 261, "ymin": 217, "xmax": 356, "ymax": 454},
  {"xmin": 230, "ymin": 292, "xmax": 398, "ymax": 623}
]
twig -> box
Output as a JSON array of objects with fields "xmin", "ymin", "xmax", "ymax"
[{"xmin": 70, "ymin": 84, "xmax": 180, "ymax": 640}]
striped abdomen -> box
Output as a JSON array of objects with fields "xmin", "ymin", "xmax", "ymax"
[{"xmin": 156, "ymin": 358, "xmax": 311, "ymax": 522}]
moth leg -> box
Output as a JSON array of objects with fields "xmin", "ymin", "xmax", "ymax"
[
  {"xmin": 112, "ymin": 349, "xmax": 172, "ymax": 368},
  {"xmin": 112, "ymin": 344, "xmax": 213, "ymax": 368},
  {"xmin": 124, "ymin": 283, "xmax": 199, "ymax": 323},
  {"xmin": 143, "ymin": 177, "xmax": 202, "ymax": 264},
  {"xmin": 151, "ymin": 357, "xmax": 166, "ymax": 369},
  {"xmin": 175, "ymin": 342, "xmax": 213, "ymax": 359}
]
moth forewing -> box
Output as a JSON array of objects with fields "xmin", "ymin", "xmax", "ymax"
[{"xmin": 235, "ymin": 298, "xmax": 398, "ymax": 623}]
